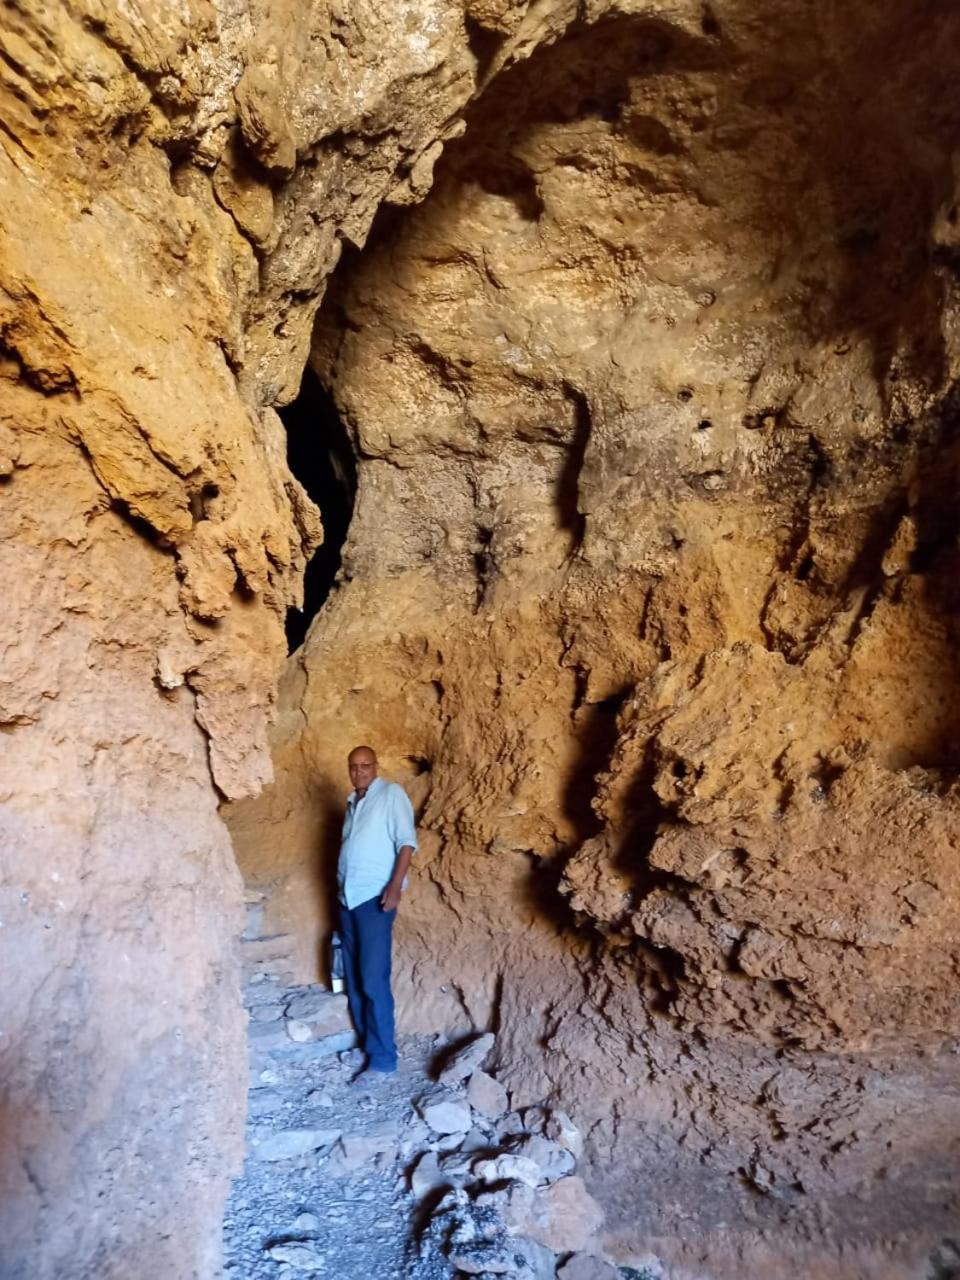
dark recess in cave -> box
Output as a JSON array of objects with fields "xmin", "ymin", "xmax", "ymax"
[{"xmin": 282, "ymin": 368, "xmax": 357, "ymax": 653}]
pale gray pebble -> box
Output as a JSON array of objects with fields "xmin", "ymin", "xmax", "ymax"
[{"xmin": 294, "ymin": 1211, "xmax": 322, "ymax": 1232}]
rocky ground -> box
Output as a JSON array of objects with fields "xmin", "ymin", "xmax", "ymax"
[{"xmin": 224, "ymin": 903, "xmax": 655, "ymax": 1280}]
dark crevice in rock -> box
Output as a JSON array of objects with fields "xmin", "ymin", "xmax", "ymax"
[
  {"xmin": 109, "ymin": 497, "xmax": 171, "ymax": 551},
  {"xmin": 464, "ymin": 15, "xmax": 503, "ymax": 82},
  {"xmin": 563, "ymin": 682, "xmax": 632, "ymax": 841},
  {"xmin": 281, "ymin": 369, "xmax": 357, "ymax": 653},
  {"xmin": 556, "ymin": 384, "xmax": 591, "ymax": 555},
  {"xmin": 474, "ymin": 157, "xmax": 544, "ymax": 221}
]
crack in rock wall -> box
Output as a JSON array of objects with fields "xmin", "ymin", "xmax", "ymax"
[{"xmin": 229, "ymin": 3, "xmax": 960, "ymax": 1277}]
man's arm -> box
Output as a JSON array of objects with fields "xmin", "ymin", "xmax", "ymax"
[
  {"xmin": 381, "ymin": 845, "xmax": 414, "ymax": 911},
  {"xmin": 381, "ymin": 784, "xmax": 418, "ymax": 911}
]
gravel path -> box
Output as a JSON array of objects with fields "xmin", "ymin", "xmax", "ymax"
[
  {"xmin": 223, "ymin": 971, "xmax": 450, "ymax": 1280},
  {"xmin": 223, "ymin": 904, "xmax": 650, "ymax": 1280},
  {"xmin": 223, "ymin": 964, "xmax": 960, "ymax": 1280}
]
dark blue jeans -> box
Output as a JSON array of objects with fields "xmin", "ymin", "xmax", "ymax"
[{"xmin": 339, "ymin": 895, "xmax": 397, "ymax": 1071}]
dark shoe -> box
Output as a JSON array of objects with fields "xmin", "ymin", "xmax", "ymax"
[{"xmin": 350, "ymin": 1066, "xmax": 395, "ymax": 1086}]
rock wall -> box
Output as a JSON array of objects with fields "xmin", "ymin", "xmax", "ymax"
[
  {"xmin": 0, "ymin": 2, "xmax": 486, "ymax": 1275},
  {"xmin": 3, "ymin": 0, "xmax": 960, "ymax": 1276},
  {"xmin": 230, "ymin": 3, "xmax": 960, "ymax": 1276}
]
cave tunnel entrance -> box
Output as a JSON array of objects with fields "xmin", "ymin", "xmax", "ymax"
[{"xmin": 281, "ymin": 368, "xmax": 357, "ymax": 652}]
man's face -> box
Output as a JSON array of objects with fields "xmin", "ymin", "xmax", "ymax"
[{"xmin": 348, "ymin": 749, "xmax": 378, "ymax": 794}]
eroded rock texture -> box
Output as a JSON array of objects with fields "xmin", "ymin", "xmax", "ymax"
[
  {"xmin": 231, "ymin": 2, "xmax": 960, "ymax": 1276},
  {"xmin": 0, "ymin": 2, "xmax": 484, "ymax": 1276},
  {"xmin": 3, "ymin": 0, "xmax": 960, "ymax": 1276}
]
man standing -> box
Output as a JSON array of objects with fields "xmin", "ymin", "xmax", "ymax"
[{"xmin": 337, "ymin": 745, "xmax": 417, "ymax": 1080}]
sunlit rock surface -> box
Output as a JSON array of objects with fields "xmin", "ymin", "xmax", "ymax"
[
  {"xmin": 0, "ymin": 2, "xmax": 479, "ymax": 1275},
  {"xmin": 1, "ymin": 1, "xmax": 959, "ymax": 1277},
  {"xmin": 232, "ymin": 3, "xmax": 960, "ymax": 1276}
]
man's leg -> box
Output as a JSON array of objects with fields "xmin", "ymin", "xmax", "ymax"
[
  {"xmin": 354, "ymin": 897, "xmax": 397, "ymax": 1072},
  {"xmin": 338, "ymin": 904, "xmax": 367, "ymax": 1049}
]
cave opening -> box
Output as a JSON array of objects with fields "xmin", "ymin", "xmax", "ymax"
[{"xmin": 281, "ymin": 368, "xmax": 357, "ymax": 653}]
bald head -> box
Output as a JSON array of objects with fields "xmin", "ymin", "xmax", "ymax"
[{"xmin": 348, "ymin": 745, "xmax": 378, "ymax": 796}]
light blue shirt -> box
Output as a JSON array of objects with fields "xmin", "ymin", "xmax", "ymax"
[{"xmin": 338, "ymin": 776, "xmax": 418, "ymax": 910}]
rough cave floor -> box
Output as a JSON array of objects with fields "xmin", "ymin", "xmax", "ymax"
[
  {"xmin": 224, "ymin": 891, "xmax": 439, "ymax": 1279},
  {"xmin": 223, "ymin": 1014, "xmax": 442, "ymax": 1280},
  {"xmin": 225, "ymin": 894, "xmax": 643, "ymax": 1280}
]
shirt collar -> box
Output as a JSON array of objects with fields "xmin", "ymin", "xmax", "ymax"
[{"xmin": 348, "ymin": 775, "xmax": 385, "ymax": 806}]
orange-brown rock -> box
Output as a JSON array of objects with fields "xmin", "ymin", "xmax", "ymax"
[
  {"xmin": 3, "ymin": 0, "xmax": 960, "ymax": 1277},
  {"xmin": 232, "ymin": 3, "xmax": 960, "ymax": 1276},
  {"xmin": 0, "ymin": 2, "xmax": 483, "ymax": 1275}
]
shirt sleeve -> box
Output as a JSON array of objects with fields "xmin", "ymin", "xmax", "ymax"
[{"xmin": 388, "ymin": 784, "xmax": 418, "ymax": 854}]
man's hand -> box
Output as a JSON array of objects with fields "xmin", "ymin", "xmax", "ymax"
[
  {"xmin": 381, "ymin": 879, "xmax": 403, "ymax": 912},
  {"xmin": 381, "ymin": 844, "xmax": 414, "ymax": 912}
]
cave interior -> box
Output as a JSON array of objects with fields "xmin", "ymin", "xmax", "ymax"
[{"xmin": 1, "ymin": 2, "xmax": 960, "ymax": 1280}]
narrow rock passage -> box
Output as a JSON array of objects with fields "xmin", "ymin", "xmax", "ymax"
[
  {"xmin": 223, "ymin": 1018, "xmax": 443, "ymax": 1279},
  {"xmin": 224, "ymin": 897, "xmax": 647, "ymax": 1280},
  {"xmin": 224, "ymin": 898, "xmax": 444, "ymax": 1279}
]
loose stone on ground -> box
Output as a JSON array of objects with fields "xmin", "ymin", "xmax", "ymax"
[{"xmin": 225, "ymin": 909, "xmax": 655, "ymax": 1279}]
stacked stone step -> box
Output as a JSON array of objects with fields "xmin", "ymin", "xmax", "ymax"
[
  {"xmin": 241, "ymin": 888, "xmax": 296, "ymax": 988},
  {"xmin": 241, "ymin": 890, "xmax": 356, "ymax": 1087},
  {"xmin": 246, "ymin": 982, "xmax": 358, "ymax": 1083}
]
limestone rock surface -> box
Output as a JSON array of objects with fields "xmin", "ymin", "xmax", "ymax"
[
  {"xmin": 0, "ymin": 2, "xmax": 494, "ymax": 1276},
  {"xmin": 4, "ymin": 0, "xmax": 960, "ymax": 1277},
  {"xmin": 231, "ymin": 1, "xmax": 960, "ymax": 1276}
]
